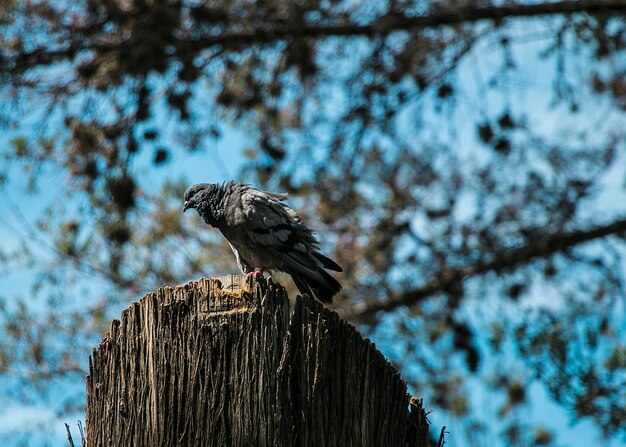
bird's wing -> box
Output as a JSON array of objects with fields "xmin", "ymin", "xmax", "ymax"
[
  {"xmin": 239, "ymin": 187, "xmax": 342, "ymax": 302},
  {"xmin": 240, "ymin": 188, "xmax": 315, "ymax": 253}
]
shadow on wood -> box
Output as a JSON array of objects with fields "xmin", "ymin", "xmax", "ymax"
[{"xmin": 86, "ymin": 276, "xmax": 430, "ymax": 446}]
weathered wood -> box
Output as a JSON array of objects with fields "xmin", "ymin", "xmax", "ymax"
[{"xmin": 86, "ymin": 276, "xmax": 429, "ymax": 446}]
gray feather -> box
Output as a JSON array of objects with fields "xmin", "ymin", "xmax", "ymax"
[{"xmin": 183, "ymin": 181, "xmax": 342, "ymax": 303}]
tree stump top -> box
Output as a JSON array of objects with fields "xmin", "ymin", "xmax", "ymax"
[{"xmin": 86, "ymin": 276, "xmax": 429, "ymax": 446}]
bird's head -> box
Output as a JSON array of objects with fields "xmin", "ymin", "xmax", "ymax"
[
  {"xmin": 183, "ymin": 183, "xmax": 226, "ymax": 227},
  {"xmin": 183, "ymin": 183, "xmax": 208, "ymax": 213}
]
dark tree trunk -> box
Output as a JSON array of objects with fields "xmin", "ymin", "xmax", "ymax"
[{"xmin": 85, "ymin": 276, "xmax": 429, "ymax": 446}]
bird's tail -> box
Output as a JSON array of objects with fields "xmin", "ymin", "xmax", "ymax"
[
  {"xmin": 291, "ymin": 268, "xmax": 341, "ymax": 303},
  {"xmin": 313, "ymin": 252, "xmax": 343, "ymax": 272}
]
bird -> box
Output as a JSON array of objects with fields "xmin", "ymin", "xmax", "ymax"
[{"xmin": 183, "ymin": 181, "xmax": 342, "ymax": 303}]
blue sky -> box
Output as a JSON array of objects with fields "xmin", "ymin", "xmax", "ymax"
[
  {"xmin": 1, "ymin": 19, "xmax": 625, "ymax": 447},
  {"xmin": 1, "ymin": 125, "xmax": 623, "ymax": 447}
]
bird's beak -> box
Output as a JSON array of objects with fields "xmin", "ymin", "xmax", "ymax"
[{"xmin": 183, "ymin": 201, "xmax": 190, "ymax": 212}]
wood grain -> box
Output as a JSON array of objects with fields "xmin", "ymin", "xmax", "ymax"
[{"xmin": 86, "ymin": 276, "xmax": 429, "ymax": 446}]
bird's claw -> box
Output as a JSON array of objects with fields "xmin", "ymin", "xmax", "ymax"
[{"xmin": 245, "ymin": 269, "xmax": 265, "ymax": 280}]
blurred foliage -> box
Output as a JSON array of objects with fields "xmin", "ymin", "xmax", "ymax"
[{"xmin": 1, "ymin": 0, "xmax": 626, "ymax": 445}]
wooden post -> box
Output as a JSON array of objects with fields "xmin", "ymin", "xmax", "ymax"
[{"xmin": 85, "ymin": 276, "xmax": 429, "ymax": 446}]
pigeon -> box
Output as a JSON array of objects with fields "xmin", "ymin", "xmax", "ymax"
[{"xmin": 183, "ymin": 181, "xmax": 342, "ymax": 303}]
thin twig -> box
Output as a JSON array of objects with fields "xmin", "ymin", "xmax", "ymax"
[
  {"xmin": 437, "ymin": 425, "xmax": 448, "ymax": 447},
  {"xmin": 65, "ymin": 423, "xmax": 75, "ymax": 447},
  {"xmin": 78, "ymin": 420, "xmax": 87, "ymax": 447}
]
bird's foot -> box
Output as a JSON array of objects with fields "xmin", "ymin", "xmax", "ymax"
[
  {"xmin": 245, "ymin": 269, "xmax": 266, "ymax": 280},
  {"xmin": 243, "ymin": 269, "xmax": 266, "ymax": 293}
]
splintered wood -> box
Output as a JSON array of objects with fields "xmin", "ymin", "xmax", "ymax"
[{"xmin": 85, "ymin": 276, "xmax": 429, "ymax": 447}]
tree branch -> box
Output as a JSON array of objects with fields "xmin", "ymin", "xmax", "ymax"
[
  {"xmin": 5, "ymin": 0, "xmax": 626, "ymax": 73},
  {"xmin": 344, "ymin": 217, "xmax": 626, "ymax": 320},
  {"xmin": 190, "ymin": 0, "xmax": 626, "ymax": 47}
]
